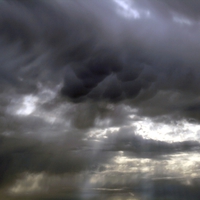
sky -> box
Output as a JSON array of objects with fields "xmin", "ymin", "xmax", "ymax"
[{"xmin": 1, "ymin": 0, "xmax": 200, "ymax": 199}]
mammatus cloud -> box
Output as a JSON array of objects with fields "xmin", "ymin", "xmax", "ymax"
[
  {"xmin": 1, "ymin": 0, "xmax": 200, "ymax": 119},
  {"xmin": 1, "ymin": 0, "xmax": 200, "ymax": 199}
]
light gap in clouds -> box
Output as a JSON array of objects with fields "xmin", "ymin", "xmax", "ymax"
[
  {"xmin": 7, "ymin": 152, "xmax": 200, "ymax": 197},
  {"xmin": 134, "ymin": 118, "xmax": 200, "ymax": 142},
  {"xmin": 16, "ymin": 95, "xmax": 38, "ymax": 116},
  {"xmin": 113, "ymin": 0, "xmax": 152, "ymax": 19},
  {"xmin": 113, "ymin": 0, "xmax": 140, "ymax": 19},
  {"xmin": 7, "ymin": 90, "xmax": 200, "ymax": 143},
  {"xmin": 76, "ymin": 152, "xmax": 200, "ymax": 198},
  {"xmin": 9, "ymin": 87, "xmax": 66, "ymax": 125}
]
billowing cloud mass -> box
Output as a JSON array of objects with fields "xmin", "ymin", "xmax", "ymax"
[{"xmin": 1, "ymin": 0, "xmax": 200, "ymax": 199}]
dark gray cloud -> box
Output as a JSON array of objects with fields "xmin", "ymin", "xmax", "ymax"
[
  {"xmin": 1, "ymin": 0, "xmax": 200, "ymax": 120},
  {"xmin": 1, "ymin": 0, "xmax": 200, "ymax": 199}
]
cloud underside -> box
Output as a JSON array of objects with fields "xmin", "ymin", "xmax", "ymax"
[{"xmin": 1, "ymin": 0, "xmax": 200, "ymax": 199}]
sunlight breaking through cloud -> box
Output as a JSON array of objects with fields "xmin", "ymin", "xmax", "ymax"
[
  {"xmin": 113, "ymin": 0, "xmax": 140, "ymax": 19},
  {"xmin": 1, "ymin": 0, "xmax": 200, "ymax": 199}
]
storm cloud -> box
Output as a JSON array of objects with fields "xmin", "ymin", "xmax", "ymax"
[{"xmin": 1, "ymin": 0, "xmax": 200, "ymax": 199}]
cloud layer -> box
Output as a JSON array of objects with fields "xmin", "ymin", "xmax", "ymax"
[{"xmin": 1, "ymin": 0, "xmax": 200, "ymax": 199}]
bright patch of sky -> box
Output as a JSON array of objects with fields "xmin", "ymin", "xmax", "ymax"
[
  {"xmin": 16, "ymin": 95, "xmax": 38, "ymax": 116},
  {"xmin": 113, "ymin": 0, "xmax": 151, "ymax": 19},
  {"xmin": 133, "ymin": 117, "xmax": 200, "ymax": 142},
  {"xmin": 7, "ymin": 86, "xmax": 66, "ymax": 124},
  {"xmin": 113, "ymin": 0, "xmax": 140, "ymax": 19},
  {"xmin": 90, "ymin": 152, "xmax": 200, "ymax": 185},
  {"xmin": 7, "ymin": 152, "xmax": 200, "ymax": 197}
]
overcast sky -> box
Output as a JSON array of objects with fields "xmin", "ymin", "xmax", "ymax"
[{"xmin": 1, "ymin": 0, "xmax": 200, "ymax": 199}]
